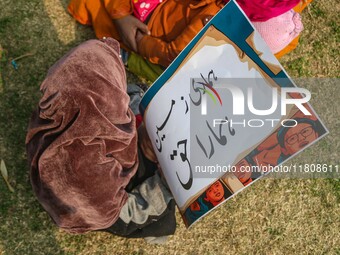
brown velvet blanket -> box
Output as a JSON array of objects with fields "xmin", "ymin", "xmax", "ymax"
[{"xmin": 26, "ymin": 39, "xmax": 138, "ymax": 233}]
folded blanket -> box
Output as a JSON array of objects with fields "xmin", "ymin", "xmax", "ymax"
[
  {"xmin": 253, "ymin": 10, "xmax": 303, "ymax": 54},
  {"xmin": 26, "ymin": 38, "xmax": 138, "ymax": 233}
]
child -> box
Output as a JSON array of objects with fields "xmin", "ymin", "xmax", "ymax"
[
  {"xmin": 68, "ymin": 0, "xmax": 311, "ymax": 81},
  {"xmin": 26, "ymin": 38, "xmax": 176, "ymax": 241}
]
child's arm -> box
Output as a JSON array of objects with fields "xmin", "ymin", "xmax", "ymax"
[
  {"xmin": 113, "ymin": 15, "xmax": 150, "ymax": 52},
  {"xmin": 103, "ymin": 0, "xmax": 150, "ymax": 52},
  {"xmin": 136, "ymin": 14, "xmax": 214, "ymax": 67},
  {"xmin": 136, "ymin": 17, "xmax": 201, "ymax": 67}
]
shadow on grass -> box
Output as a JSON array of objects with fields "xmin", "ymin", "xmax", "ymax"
[{"xmin": 0, "ymin": 0, "xmax": 95, "ymax": 254}]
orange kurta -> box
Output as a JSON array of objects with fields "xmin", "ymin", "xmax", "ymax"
[
  {"xmin": 68, "ymin": 0, "xmax": 312, "ymax": 66},
  {"xmin": 68, "ymin": 0, "xmax": 224, "ymax": 66}
]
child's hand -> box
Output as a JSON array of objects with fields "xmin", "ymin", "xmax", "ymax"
[
  {"xmin": 136, "ymin": 30, "xmax": 144, "ymax": 48},
  {"xmin": 138, "ymin": 123, "xmax": 158, "ymax": 163},
  {"xmin": 113, "ymin": 15, "xmax": 150, "ymax": 52}
]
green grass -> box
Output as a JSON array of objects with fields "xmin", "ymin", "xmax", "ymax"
[{"xmin": 0, "ymin": 0, "xmax": 339, "ymax": 254}]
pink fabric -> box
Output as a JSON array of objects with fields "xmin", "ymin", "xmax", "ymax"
[
  {"xmin": 133, "ymin": 0, "xmax": 165, "ymax": 22},
  {"xmin": 253, "ymin": 10, "xmax": 303, "ymax": 54},
  {"xmin": 236, "ymin": 0, "xmax": 300, "ymax": 21}
]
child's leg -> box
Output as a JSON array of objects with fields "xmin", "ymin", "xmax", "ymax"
[
  {"xmin": 83, "ymin": 0, "xmax": 120, "ymax": 40},
  {"xmin": 68, "ymin": 0, "xmax": 131, "ymax": 51}
]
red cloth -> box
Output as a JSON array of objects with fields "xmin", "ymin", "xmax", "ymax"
[
  {"xmin": 26, "ymin": 39, "xmax": 138, "ymax": 233},
  {"xmin": 236, "ymin": 0, "xmax": 300, "ymax": 21},
  {"xmin": 135, "ymin": 114, "xmax": 143, "ymax": 128}
]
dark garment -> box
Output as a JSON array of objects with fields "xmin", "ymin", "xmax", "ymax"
[
  {"xmin": 125, "ymin": 147, "xmax": 157, "ymax": 192},
  {"xmin": 105, "ymin": 200, "xmax": 176, "ymax": 238},
  {"xmin": 105, "ymin": 147, "xmax": 176, "ymax": 238}
]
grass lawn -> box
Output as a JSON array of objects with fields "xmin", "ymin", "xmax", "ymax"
[{"xmin": 0, "ymin": 0, "xmax": 339, "ymax": 254}]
